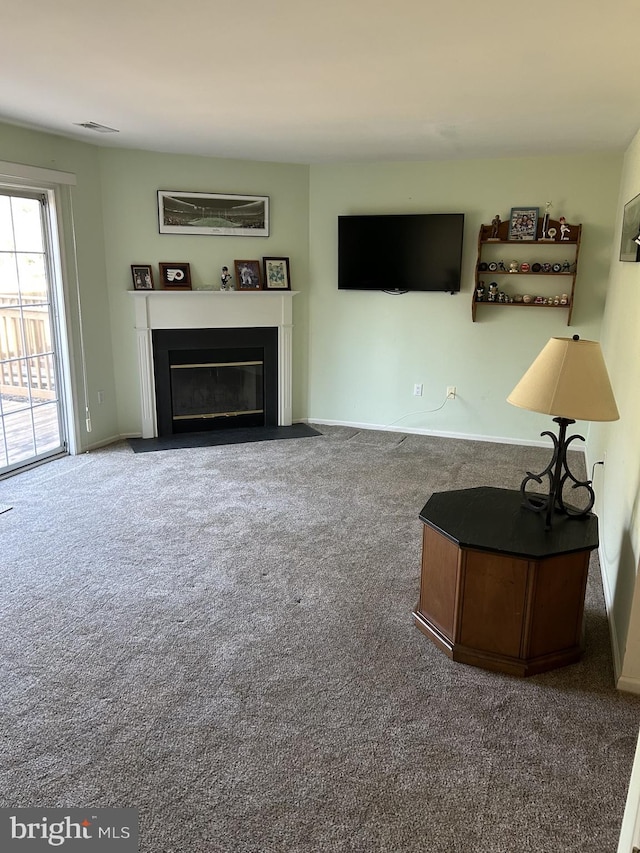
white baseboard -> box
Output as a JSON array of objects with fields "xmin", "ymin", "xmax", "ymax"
[
  {"xmin": 80, "ymin": 433, "xmax": 131, "ymax": 452},
  {"xmin": 305, "ymin": 418, "xmax": 561, "ymax": 450},
  {"xmin": 617, "ymin": 675, "xmax": 640, "ymax": 695},
  {"xmin": 598, "ymin": 541, "xmax": 625, "ymax": 686}
]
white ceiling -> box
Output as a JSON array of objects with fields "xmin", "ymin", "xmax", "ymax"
[{"xmin": 3, "ymin": 0, "xmax": 640, "ymax": 164}]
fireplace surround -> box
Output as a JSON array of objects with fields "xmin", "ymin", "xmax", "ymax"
[
  {"xmin": 131, "ymin": 291, "xmax": 296, "ymax": 438},
  {"xmin": 152, "ymin": 326, "xmax": 278, "ymax": 435}
]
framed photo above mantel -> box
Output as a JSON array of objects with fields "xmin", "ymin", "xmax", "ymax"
[
  {"xmin": 158, "ymin": 191, "xmax": 270, "ymax": 237},
  {"xmin": 620, "ymin": 192, "xmax": 640, "ymax": 262},
  {"xmin": 159, "ymin": 262, "xmax": 192, "ymax": 290},
  {"xmin": 508, "ymin": 207, "xmax": 539, "ymax": 241},
  {"xmin": 263, "ymin": 257, "xmax": 291, "ymax": 290}
]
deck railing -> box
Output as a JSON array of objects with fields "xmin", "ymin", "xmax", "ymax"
[{"xmin": 0, "ymin": 294, "xmax": 56, "ymax": 401}]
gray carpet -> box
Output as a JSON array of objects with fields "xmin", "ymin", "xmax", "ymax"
[{"xmin": 0, "ymin": 425, "xmax": 638, "ymax": 852}]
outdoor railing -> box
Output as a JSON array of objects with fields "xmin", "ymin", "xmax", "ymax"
[{"xmin": 0, "ymin": 294, "xmax": 56, "ymax": 401}]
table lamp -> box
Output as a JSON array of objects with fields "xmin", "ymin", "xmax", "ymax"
[{"xmin": 507, "ymin": 335, "xmax": 619, "ymax": 528}]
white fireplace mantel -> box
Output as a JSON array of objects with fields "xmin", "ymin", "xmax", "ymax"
[{"xmin": 130, "ymin": 290, "xmax": 298, "ymax": 438}]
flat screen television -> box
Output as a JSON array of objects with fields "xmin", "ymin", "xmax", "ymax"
[{"xmin": 338, "ymin": 213, "xmax": 464, "ymax": 293}]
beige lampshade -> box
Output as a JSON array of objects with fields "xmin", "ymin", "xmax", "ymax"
[{"xmin": 508, "ymin": 336, "xmax": 620, "ymax": 422}]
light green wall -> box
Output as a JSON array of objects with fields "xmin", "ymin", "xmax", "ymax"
[
  {"xmin": 0, "ymin": 122, "xmax": 621, "ymax": 452},
  {"xmin": 97, "ymin": 148, "xmax": 309, "ymax": 434},
  {"xmin": 587, "ymin": 128, "xmax": 640, "ymax": 690},
  {"xmin": 308, "ymin": 155, "xmax": 622, "ymax": 444},
  {"xmin": 0, "ymin": 121, "xmax": 117, "ymax": 447}
]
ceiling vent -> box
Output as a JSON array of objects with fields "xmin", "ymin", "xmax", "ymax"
[{"xmin": 74, "ymin": 121, "xmax": 120, "ymax": 133}]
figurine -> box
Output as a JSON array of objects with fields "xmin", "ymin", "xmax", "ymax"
[
  {"xmin": 498, "ymin": 291, "xmax": 506, "ymax": 302},
  {"xmin": 520, "ymin": 262, "xmax": 530, "ymax": 273},
  {"xmin": 476, "ymin": 282, "xmax": 485, "ymax": 302},
  {"xmin": 509, "ymin": 260, "xmax": 519, "ymax": 273},
  {"xmin": 490, "ymin": 215, "xmax": 501, "ymax": 239},
  {"xmin": 534, "ymin": 296, "xmax": 545, "ymax": 304},
  {"xmin": 497, "ymin": 260, "xmax": 506, "ymax": 272},
  {"xmin": 488, "ymin": 282, "xmax": 499, "ymax": 302},
  {"xmin": 559, "ymin": 217, "xmax": 570, "ymax": 240},
  {"xmin": 523, "ymin": 294, "xmax": 532, "ymax": 303},
  {"xmin": 561, "ymin": 260, "xmax": 571, "ymax": 272},
  {"xmin": 220, "ymin": 265, "xmax": 233, "ymax": 290},
  {"xmin": 547, "ymin": 227, "xmax": 557, "ymax": 240},
  {"xmin": 554, "ymin": 295, "xmax": 560, "ymax": 305},
  {"xmin": 560, "ymin": 293, "xmax": 569, "ymax": 305}
]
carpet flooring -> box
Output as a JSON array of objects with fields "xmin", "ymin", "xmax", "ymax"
[{"xmin": 0, "ymin": 425, "xmax": 639, "ymax": 852}]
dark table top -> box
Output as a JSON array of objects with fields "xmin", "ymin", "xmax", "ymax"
[{"xmin": 419, "ymin": 487, "xmax": 599, "ymax": 559}]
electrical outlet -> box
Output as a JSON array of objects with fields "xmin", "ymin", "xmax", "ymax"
[
  {"xmin": 413, "ymin": 383, "xmax": 423, "ymax": 397},
  {"xmin": 447, "ymin": 386, "xmax": 456, "ymax": 399}
]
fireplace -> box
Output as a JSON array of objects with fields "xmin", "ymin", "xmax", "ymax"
[
  {"xmin": 152, "ymin": 327, "xmax": 278, "ymax": 436},
  {"xmin": 131, "ymin": 290, "xmax": 296, "ymax": 439}
]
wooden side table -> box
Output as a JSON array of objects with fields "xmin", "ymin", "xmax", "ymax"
[{"xmin": 413, "ymin": 487, "xmax": 599, "ymax": 676}]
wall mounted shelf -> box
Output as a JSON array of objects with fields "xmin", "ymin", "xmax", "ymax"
[{"xmin": 472, "ymin": 218, "xmax": 582, "ymax": 325}]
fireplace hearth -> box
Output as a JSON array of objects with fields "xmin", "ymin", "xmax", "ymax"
[{"xmin": 152, "ymin": 327, "xmax": 278, "ymax": 436}]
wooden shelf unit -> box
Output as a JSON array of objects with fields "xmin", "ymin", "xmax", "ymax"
[{"xmin": 472, "ymin": 218, "xmax": 582, "ymax": 324}]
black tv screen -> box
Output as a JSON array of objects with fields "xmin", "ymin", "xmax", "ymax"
[{"xmin": 338, "ymin": 213, "xmax": 464, "ymax": 293}]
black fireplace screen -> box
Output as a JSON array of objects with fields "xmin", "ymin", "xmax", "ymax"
[{"xmin": 170, "ymin": 360, "xmax": 264, "ymax": 420}]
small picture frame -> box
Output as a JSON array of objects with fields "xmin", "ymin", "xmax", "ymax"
[
  {"xmin": 508, "ymin": 207, "xmax": 539, "ymax": 241},
  {"xmin": 159, "ymin": 262, "xmax": 192, "ymax": 289},
  {"xmin": 234, "ymin": 260, "xmax": 262, "ymax": 290},
  {"xmin": 620, "ymin": 192, "xmax": 640, "ymax": 262},
  {"xmin": 131, "ymin": 264, "xmax": 154, "ymax": 290},
  {"xmin": 263, "ymin": 257, "xmax": 291, "ymax": 290}
]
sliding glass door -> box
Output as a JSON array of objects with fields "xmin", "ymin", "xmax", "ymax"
[{"xmin": 0, "ymin": 189, "xmax": 66, "ymax": 475}]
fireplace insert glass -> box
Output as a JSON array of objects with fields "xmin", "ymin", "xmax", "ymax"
[{"xmin": 170, "ymin": 360, "xmax": 264, "ymax": 421}]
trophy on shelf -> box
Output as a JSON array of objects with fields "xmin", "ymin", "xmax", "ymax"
[{"xmin": 540, "ymin": 201, "xmax": 552, "ymax": 241}]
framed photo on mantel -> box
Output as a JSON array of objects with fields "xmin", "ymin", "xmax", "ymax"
[
  {"xmin": 234, "ymin": 260, "xmax": 262, "ymax": 290},
  {"xmin": 131, "ymin": 264, "xmax": 154, "ymax": 290},
  {"xmin": 159, "ymin": 262, "xmax": 192, "ymax": 289},
  {"xmin": 263, "ymin": 257, "xmax": 291, "ymax": 290}
]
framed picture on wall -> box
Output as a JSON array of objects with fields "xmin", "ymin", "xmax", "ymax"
[
  {"xmin": 620, "ymin": 192, "xmax": 640, "ymax": 262},
  {"xmin": 263, "ymin": 257, "xmax": 291, "ymax": 290},
  {"xmin": 159, "ymin": 262, "xmax": 192, "ymax": 289},
  {"xmin": 234, "ymin": 260, "xmax": 262, "ymax": 290},
  {"xmin": 508, "ymin": 207, "xmax": 539, "ymax": 241},
  {"xmin": 131, "ymin": 264, "xmax": 154, "ymax": 290},
  {"xmin": 157, "ymin": 191, "xmax": 270, "ymax": 237}
]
